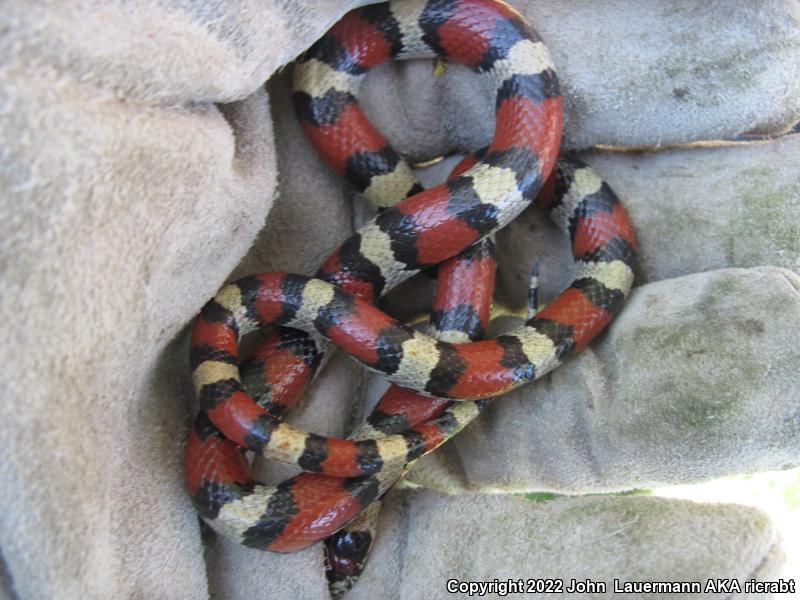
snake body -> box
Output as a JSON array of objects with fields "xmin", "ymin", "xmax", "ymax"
[{"xmin": 185, "ymin": 0, "xmax": 637, "ymax": 575}]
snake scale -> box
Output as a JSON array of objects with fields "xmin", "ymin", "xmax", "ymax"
[{"xmin": 185, "ymin": 0, "xmax": 638, "ymax": 595}]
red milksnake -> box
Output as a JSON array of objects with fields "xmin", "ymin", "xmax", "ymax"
[{"xmin": 185, "ymin": 0, "xmax": 637, "ymax": 595}]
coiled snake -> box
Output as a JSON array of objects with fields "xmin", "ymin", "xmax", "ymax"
[{"xmin": 185, "ymin": 0, "xmax": 637, "ymax": 595}]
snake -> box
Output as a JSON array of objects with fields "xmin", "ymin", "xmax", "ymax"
[{"xmin": 184, "ymin": 0, "xmax": 638, "ymax": 591}]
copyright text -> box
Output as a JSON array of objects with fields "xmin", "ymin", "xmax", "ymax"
[{"xmin": 445, "ymin": 577, "xmax": 796, "ymax": 596}]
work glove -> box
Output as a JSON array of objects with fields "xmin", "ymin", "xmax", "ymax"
[{"xmin": 1, "ymin": 1, "xmax": 798, "ymax": 598}]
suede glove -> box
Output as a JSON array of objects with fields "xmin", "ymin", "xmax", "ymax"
[{"xmin": 1, "ymin": 1, "xmax": 798, "ymax": 598}]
